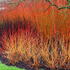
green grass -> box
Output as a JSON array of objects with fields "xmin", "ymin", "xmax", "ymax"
[{"xmin": 0, "ymin": 61, "xmax": 25, "ymax": 70}]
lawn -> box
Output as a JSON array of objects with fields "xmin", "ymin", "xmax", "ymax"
[{"xmin": 0, "ymin": 61, "xmax": 24, "ymax": 70}]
